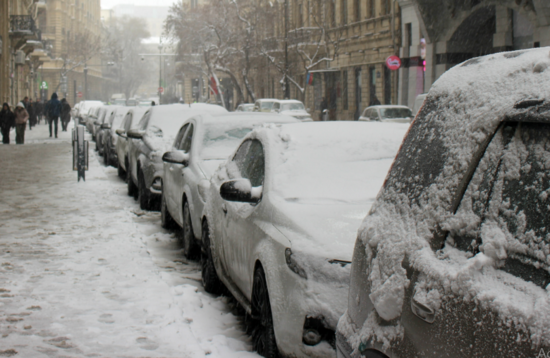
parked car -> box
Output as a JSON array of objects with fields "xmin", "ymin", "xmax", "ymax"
[
  {"xmin": 236, "ymin": 103, "xmax": 254, "ymax": 112},
  {"xmin": 204, "ymin": 121, "xmax": 409, "ymax": 357},
  {"xmin": 161, "ymin": 112, "xmax": 298, "ymax": 259},
  {"xmin": 126, "ymin": 103, "xmax": 228, "ymax": 211},
  {"xmin": 74, "ymin": 100, "xmax": 103, "ymax": 125},
  {"xmin": 115, "ymin": 107, "xmax": 149, "ymax": 180},
  {"xmin": 413, "ymin": 93, "xmax": 428, "ymax": 116},
  {"xmin": 271, "ymin": 99, "xmax": 312, "ymax": 121},
  {"xmin": 102, "ymin": 106, "xmax": 130, "ymax": 167},
  {"xmin": 96, "ymin": 106, "xmax": 124, "ymax": 156},
  {"xmin": 139, "ymin": 101, "xmax": 151, "ymax": 107},
  {"xmin": 85, "ymin": 106, "xmax": 100, "ymax": 134},
  {"xmin": 336, "ymin": 48, "xmax": 550, "ymax": 358},
  {"xmin": 91, "ymin": 107, "xmax": 110, "ymax": 141},
  {"xmin": 358, "ymin": 105, "xmax": 413, "ymax": 123},
  {"xmin": 253, "ymin": 99, "xmax": 278, "ymax": 112}
]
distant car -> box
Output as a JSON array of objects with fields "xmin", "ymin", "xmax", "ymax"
[
  {"xmin": 271, "ymin": 99, "xmax": 313, "ymax": 121},
  {"xmin": 115, "ymin": 107, "xmax": 149, "ymax": 180},
  {"xmin": 138, "ymin": 101, "xmax": 151, "ymax": 107},
  {"xmin": 102, "ymin": 106, "xmax": 130, "ymax": 167},
  {"xmin": 252, "ymin": 98, "xmax": 278, "ymax": 113},
  {"xmin": 161, "ymin": 112, "xmax": 298, "ymax": 259},
  {"xmin": 236, "ymin": 103, "xmax": 254, "ymax": 112},
  {"xmin": 204, "ymin": 121, "xmax": 409, "ymax": 357},
  {"xmin": 85, "ymin": 106, "xmax": 100, "ymax": 134},
  {"xmin": 337, "ymin": 48, "xmax": 550, "ymax": 358},
  {"xmin": 358, "ymin": 105, "xmax": 413, "ymax": 123},
  {"xmin": 127, "ymin": 98, "xmax": 138, "ymax": 107},
  {"xmin": 96, "ymin": 106, "xmax": 124, "ymax": 156},
  {"xmin": 91, "ymin": 107, "xmax": 110, "ymax": 141},
  {"xmin": 126, "ymin": 103, "xmax": 228, "ymax": 211},
  {"xmin": 74, "ymin": 100, "xmax": 103, "ymax": 125},
  {"xmin": 413, "ymin": 93, "xmax": 428, "ymax": 116}
]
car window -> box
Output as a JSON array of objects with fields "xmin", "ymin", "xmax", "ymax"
[
  {"xmin": 449, "ymin": 122, "xmax": 550, "ymax": 288},
  {"xmin": 179, "ymin": 124, "xmax": 194, "ymax": 152},
  {"xmin": 230, "ymin": 140, "xmax": 253, "ymax": 178},
  {"xmin": 138, "ymin": 111, "xmax": 150, "ymax": 130},
  {"xmin": 273, "ymin": 103, "xmax": 280, "ymax": 111},
  {"xmin": 380, "ymin": 108, "xmax": 413, "ymax": 120},
  {"xmin": 253, "ymin": 102, "xmax": 260, "ymax": 111},
  {"xmin": 261, "ymin": 102, "xmax": 274, "ymax": 110},
  {"xmin": 370, "ymin": 109, "xmax": 379, "ymax": 119},
  {"xmin": 173, "ymin": 124, "xmax": 189, "ymax": 149},
  {"xmin": 123, "ymin": 113, "xmax": 133, "ymax": 132},
  {"xmin": 244, "ymin": 140, "xmax": 265, "ymax": 187}
]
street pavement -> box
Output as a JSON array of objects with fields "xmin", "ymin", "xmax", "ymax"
[{"xmin": 0, "ymin": 120, "xmax": 258, "ymax": 357}]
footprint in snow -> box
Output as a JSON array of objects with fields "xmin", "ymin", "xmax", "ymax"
[
  {"xmin": 98, "ymin": 313, "xmax": 114, "ymax": 324},
  {"xmin": 136, "ymin": 337, "xmax": 159, "ymax": 351},
  {"xmin": 0, "ymin": 349, "xmax": 17, "ymax": 357},
  {"xmin": 45, "ymin": 336, "xmax": 74, "ymax": 349}
]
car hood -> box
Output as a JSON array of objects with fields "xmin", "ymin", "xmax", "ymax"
[{"xmin": 270, "ymin": 195, "xmax": 372, "ymax": 262}]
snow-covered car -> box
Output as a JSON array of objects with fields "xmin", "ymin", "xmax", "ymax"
[
  {"xmin": 115, "ymin": 107, "xmax": 149, "ymax": 180},
  {"xmin": 91, "ymin": 106, "xmax": 110, "ymax": 141},
  {"xmin": 252, "ymin": 99, "xmax": 278, "ymax": 113},
  {"xmin": 75, "ymin": 100, "xmax": 103, "ymax": 125},
  {"xmin": 413, "ymin": 93, "xmax": 428, "ymax": 116},
  {"xmin": 85, "ymin": 106, "xmax": 100, "ymax": 134},
  {"xmin": 235, "ymin": 103, "xmax": 254, "ymax": 112},
  {"xmin": 126, "ymin": 103, "xmax": 228, "ymax": 211},
  {"xmin": 102, "ymin": 106, "xmax": 130, "ymax": 167},
  {"xmin": 271, "ymin": 99, "xmax": 313, "ymax": 121},
  {"xmin": 96, "ymin": 106, "xmax": 124, "ymax": 156},
  {"xmin": 203, "ymin": 121, "xmax": 409, "ymax": 357},
  {"xmin": 358, "ymin": 105, "xmax": 413, "ymax": 123},
  {"xmin": 161, "ymin": 112, "xmax": 298, "ymax": 259},
  {"xmin": 336, "ymin": 48, "xmax": 550, "ymax": 358}
]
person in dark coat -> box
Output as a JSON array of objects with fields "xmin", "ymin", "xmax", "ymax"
[
  {"xmin": 27, "ymin": 98, "xmax": 37, "ymax": 130},
  {"xmin": 45, "ymin": 92, "xmax": 61, "ymax": 138},
  {"xmin": 34, "ymin": 99, "xmax": 43, "ymax": 124},
  {"xmin": 369, "ymin": 95, "xmax": 381, "ymax": 106},
  {"xmin": 319, "ymin": 97, "xmax": 328, "ymax": 121},
  {"xmin": 60, "ymin": 98, "xmax": 71, "ymax": 131},
  {"xmin": 0, "ymin": 103, "xmax": 15, "ymax": 144}
]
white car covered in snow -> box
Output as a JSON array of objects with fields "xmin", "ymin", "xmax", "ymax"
[
  {"xmin": 114, "ymin": 106, "xmax": 149, "ymax": 180},
  {"xmin": 337, "ymin": 48, "xmax": 550, "ymax": 357},
  {"xmin": 271, "ymin": 99, "xmax": 313, "ymax": 121},
  {"xmin": 203, "ymin": 121, "xmax": 409, "ymax": 357},
  {"xmin": 358, "ymin": 105, "xmax": 413, "ymax": 123},
  {"xmin": 160, "ymin": 112, "xmax": 297, "ymax": 259}
]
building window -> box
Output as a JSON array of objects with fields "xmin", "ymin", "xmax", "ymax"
[
  {"xmin": 368, "ymin": 0, "xmax": 374, "ymax": 18},
  {"xmin": 329, "ymin": 0, "xmax": 336, "ymax": 26},
  {"xmin": 341, "ymin": 0, "xmax": 347, "ymax": 25},
  {"xmin": 384, "ymin": 66, "xmax": 391, "ymax": 104},
  {"xmin": 382, "ymin": 0, "xmax": 390, "ymax": 15},
  {"xmin": 343, "ymin": 70, "xmax": 348, "ymax": 110},
  {"xmin": 369, "ymin": 66, "xmax": 376, "ymax": 104},
  {"xmin": 354, "ymin": 0, "xmax": 360, "ymax": 21},
  {"xmin": 405, "ymin": 23, "xmax": 412, "ymax": 47}
]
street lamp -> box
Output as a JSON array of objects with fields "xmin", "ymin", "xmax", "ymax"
[{"xmin": 158, "ymin": 41, "xmax": 162, "ymax": 103}]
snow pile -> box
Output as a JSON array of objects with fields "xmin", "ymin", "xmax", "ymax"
[{"xmin": 341, "ymin": 48, "xmax": 550, "ymax": 353}]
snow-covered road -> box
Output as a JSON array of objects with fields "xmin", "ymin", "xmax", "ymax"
[{"xmin": 0, "ymin": 121, "xmax": 259, "ymax": 357}]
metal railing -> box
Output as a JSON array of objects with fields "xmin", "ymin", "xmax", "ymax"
[{"xmin": 10, "ymin": 15, "xmax": 37, "ymax": 34}]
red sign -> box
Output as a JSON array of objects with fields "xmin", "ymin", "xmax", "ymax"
[
  {"xmin": 77, "ymin": 91, "xmax": 83, "ymax": 98},
  {"xmin": 210, "ymin": 77, "xmax": 219, "ymax": 95},
  {"xmin": 385, "ymin": 55, "xmax": 401, "ymax": 70},
  {"xmin": 158, "ymin": 87, "xmax": 164, "ymax": 94}
]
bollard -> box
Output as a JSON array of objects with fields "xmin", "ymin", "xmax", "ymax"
[{"xmin": 72, "ymin": 125, "xmax": 88, "ymax": 181}]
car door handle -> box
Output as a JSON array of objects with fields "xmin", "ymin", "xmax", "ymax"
[
  {"xmin": 222, "ymin": 203, "xmax": 227, "ymax": 214},
  {"xmin": 411, "ymin": 289, "xmax": 435, "ymax": 324}
]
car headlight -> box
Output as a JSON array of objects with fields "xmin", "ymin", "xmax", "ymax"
[{"xmin": 285, "ymin": 248, "xmax": 307, "ymax": 279}]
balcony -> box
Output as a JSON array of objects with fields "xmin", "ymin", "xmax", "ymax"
[{"xmin": 10, "ymin": 15, "xmax": 37, "ymax": 35}]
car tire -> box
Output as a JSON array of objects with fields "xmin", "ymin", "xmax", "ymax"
[
  {"xmin": 251, "ymin": 266, "xmax": 279, "ymax": 358},
  {"xmin": 103, "ymin": 147, "xmax": 109, "ymax": 166},
  {"xmin": 161, "ymin": 191, "xmax": 176, "ymax": 229},
  {"xmin": 201, "ymin": 220, "xmax": 223, "ymax": 294},
  {"xmin": 182, "ymin": 201, "xmax": 199, "ymax": 259},
  {"xmin": 117, "ymin": 160, "xmax": 125, "ymax": 179},
  {"xmin": 138, "ymin": 170, "xmax": 150, "ymax": 210},
  {"xmin": 127, "ymin": 166, "xmax": 137, "ymax": 199}
]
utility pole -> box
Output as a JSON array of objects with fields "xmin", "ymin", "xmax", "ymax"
[
  {"xmin": 284, "ymin": 0, "xmax": 290, "ymax": 99},
  {"xmin": 158, "ymin": 42, "xmax": 162, "ymax": 104}
]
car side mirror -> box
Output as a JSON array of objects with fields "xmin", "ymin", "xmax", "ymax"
[
  {"xmin": 219, "ymin": 179, "xmax": 262, "ymax": 204},
  {"xmin": 115, "ymin": 128, "xmax": 126, "ymax": 138},
  {"xmin": 162, "ymin": 151, "xmax": 189, "ymax": 166},
  {"xmin": 101, "ymin": 123, "xmax": 111, "ymax": 129},
  {"xmin": 127, "ymin": 129, "xmax": 144, "ymax": 139}
]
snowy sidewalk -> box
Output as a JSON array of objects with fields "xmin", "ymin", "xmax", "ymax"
[{"xmin": 0, "ymin": 121, "xmax": 258, "ymax": 357}]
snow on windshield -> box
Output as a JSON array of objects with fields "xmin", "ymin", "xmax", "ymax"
[
  {"xmin": 281, "ymin": 103, "xmax": 305, "ymax": 111},
  {"xmin": 268, "ymin": 122, "xmax": 409, "ymax": 203},
  {"xmin": 379, "ymin": 108, "xmax": 412, "ymax": 119}
]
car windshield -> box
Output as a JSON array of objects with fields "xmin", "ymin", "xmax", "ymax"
[
  {"xmin": 139, "ymin": 102, "xmax": 150, "ymax": 107},
  {"xmin": 240, "ymin": 105, "xmax": 254, "ymax": 112},
  {"xmin": 379, "ymin": 108, "xmax": 412, "ymax": 119},
  {"xmin": 280, "ymin": 103, "xmax": 305, "ymax": 111},
  {"xmin": 201, "ymin": 123, "xmax": 255, "ymax": 159},
  {"xmin": 261, "ymin": 102, "xmax": 274, "ymax": 109}
]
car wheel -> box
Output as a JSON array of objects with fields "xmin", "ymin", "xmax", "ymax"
[
  {"xmin": 138, "ymin": 170, "xmax": 150, "ymax": 210},
  {"xmin": 103, "ymin": 147, "xmax": 109, "ymax": 166},
  {"xmin": 161, "ymin": 191, "xmax": 176, "ymax": 229},
  {"xmin": 117, "ymin": 160, "xmax": 125, "ymax": 179},
  {"xmin": 201, "ymin": 220, "xmax": 223, "ymax": 294},
  {"xmin": 127, "ymin": 166, "xmax": 137, "ymax": 199},
  {"xmin": 182, "ymin": 201, "xmax": 199, "ymax": 259},
  {"xmin": 251, "ymin": 266, "xmax": 279, "ymax": 358}
]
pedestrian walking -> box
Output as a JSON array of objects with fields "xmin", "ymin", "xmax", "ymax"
[
  {"xmin": 60, "ymin": 98, "xmax": 71, "ymax": 132},
  {"xmin": 369, "ymin": 95, "xmax": 381, "ymax": 106},
  {"xmin": 0, "ymin": 103, "xmax": 15, "ymax": 144},
  {"xmin": 28, "ymin": 99, "xmax": 37, "ymax": 130},
  {"xmin": 45, "ymin": 92, "xmax": 61, "ymax": 138},
  {"xmin": 35, "ymin": 99, "xmax": 43, "ymax": 124},
  {"xmin": 14, "ymin": 102, "xmax": 29, "ymax": 144},
  {"xmin": 319, "ymin": 97, "xmax": 328, "ymax": 121}
]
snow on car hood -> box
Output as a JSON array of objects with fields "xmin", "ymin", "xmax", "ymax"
[{"xmin": 250, "ymin": 121, "xmax": 410, "ymax": 261}]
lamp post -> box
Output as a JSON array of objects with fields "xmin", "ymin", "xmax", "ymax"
[{"xmin": 158, "ymin": 42, "xmax": 162, "ymax": 104}]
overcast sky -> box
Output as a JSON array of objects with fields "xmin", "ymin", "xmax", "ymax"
[{"xmin": 101, "ymin": 0, "xmax": 176, "ymax": 9}]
